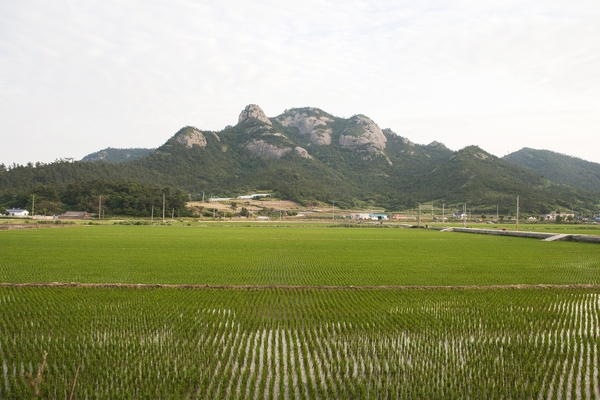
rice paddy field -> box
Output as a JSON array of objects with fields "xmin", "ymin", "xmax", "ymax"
[
  {"xmin": 1, "ymin": 224, "xmax": 600, "ymax": 398},
  {"xmin": 1, "ymin": 225, "xmax": 600, "ymax": 286}
]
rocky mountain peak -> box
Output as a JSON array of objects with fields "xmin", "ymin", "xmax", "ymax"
[
  {"xmin": 339, "ymin": 114, "xmax": 387, "ymax": 151},
  {"xmin": 427, "ymin": 141, "xmax": 447, "ymax": 150},
  {"xmin": 175, "ymin": 128, "xmax": 207, "ymax": 148},
  {"xmin": 338, "ymin": 115, "xmax": 391, "ymax": 164},
  {"xmin": 238, "ymin": 104, "xmax": 272, "ymax": 126},
  {"xmin": 276, "ymin": 108, "xmax": 334, "ymax": 145}
]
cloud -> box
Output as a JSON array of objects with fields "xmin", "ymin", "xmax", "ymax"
[{"xmin": 1, "ymin": 0, "xmax": 599, "ymax": 164}]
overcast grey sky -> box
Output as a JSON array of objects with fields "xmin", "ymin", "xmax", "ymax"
[{"xmin": 1, "ymin": 1, "xmax": 599, "ymax": 165}]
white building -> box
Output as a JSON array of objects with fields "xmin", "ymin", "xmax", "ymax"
[
  {"xmin": 237, "ymin": 193, "xmax": 271, "ymax": 200},
  {"xmin": 370, "ymin": 213, "xmax": 389, "ymax": 221},
  {"xmin": 351, "ymin": 213, "xmax": 372, "ymax": 220},
  {"xmin": 6, "ymin": 208, "xmax": 29, "ymax": 217},
  {"xmin": 540, "ymin": 211, "xmax": 575, "ymax": 221}
]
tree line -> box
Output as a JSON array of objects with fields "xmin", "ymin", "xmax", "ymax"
[{"xmin": 0, "ymin": 179, "xmax": 192, "ymax": 217}]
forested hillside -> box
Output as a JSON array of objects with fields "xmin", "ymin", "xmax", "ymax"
[
  {"xmin": 1, "ymin": 105, "xmax": 598, "ymax": 215},
  {"xmin": 504, "ymin": 148, "xmax": 600, "ymax": 192}
]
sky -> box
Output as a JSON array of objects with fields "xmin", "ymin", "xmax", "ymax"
[{"xmin": 1, "ymin": 0, "xmax": 599, "ymax": 166}]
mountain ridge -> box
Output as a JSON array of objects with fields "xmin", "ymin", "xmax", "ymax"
[
  {"xmin": 1, "ymin": 104, "xmax": 598, "ymax": 215},
  {"xmin": 82, "ymin": 147, "xmax": 155, "ymax": 162},
  {"xmin": 503, "ymin": 147, "xmax": 600, "ymax": 193}
]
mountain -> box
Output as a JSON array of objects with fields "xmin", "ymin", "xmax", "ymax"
[
  {"xmin": 1, "ymin": 105, "xmax": 598, "ymax": 215},
  {"xmin": 504, "ymin": 148, "xmax": 600, "ymax": 193},
  {"xmin": 82, "ymin": 147, "xmax": 155, "ymax": 162}
]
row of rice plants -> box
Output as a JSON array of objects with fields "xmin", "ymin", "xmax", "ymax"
[{"xmin": 1, "ymin": 287, "xmax": 599, "ymax": 398}]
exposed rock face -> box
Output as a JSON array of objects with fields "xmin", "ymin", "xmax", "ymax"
[
  {"xmin": 472, "ymin": 152, "xmax": 490, "ymax": 160},
  {"xmin": 427, "ymin": 141, "xmax": 449, "ymax": 150},
  {"xmin": 277, "ymin": 108, "xmax": 333, "ymax": 145},
  {"xmin": 243, "ymin": 124, "xmax": 291, "ymax": 143},
  {"xmin": 245, "ymin": 140, "xmax": 292, "ymax": 159},
  {"xmin": 382, "ymin": 128, "xmax": 396, "ymax": 136},
  {"xmin": 244, "ymin": 124, "xmax": 275, "ymax": 135},
  {"xmin": 308, "ymin": 128, "xmax": 333, "ymax": 145},
  {"xmin": 94, "ymin": 151, "xmax": 108, "ymax": 160},
  {"xmin": 384, "ymin": 130, "xmax": 416, "ymax": 148},
  {"xmin": 238, "ymin": 104, "xmax": 272, "ymax": 126},
  {"xmin": 294, "ymin": 146, "xmax": 312, "ymax": 159},
  {"xmin": 176, "ymin": 129, "xmax": 207, "ymax": 148},
  {"xmin": 338, "ymin": 115, "xmax": 391, "ymax": 164},
  {"xmin": 339, "ymin": 115, "xmax": 387, "ymax": 152},
  {"xmin": 82, "ymin": 148, "xmax": 155, "ymax": 162},
  {"xmin": 402, "ymin": 137, "xmax": 416, "ymax": 147}
]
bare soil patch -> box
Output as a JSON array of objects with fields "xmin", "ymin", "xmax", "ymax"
[{"xmin": 0, "ymin": 224, "xmax": 70, "ymax": 231}]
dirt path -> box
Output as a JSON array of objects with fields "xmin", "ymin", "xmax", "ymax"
[
  {"xmin": 0, "ymin": 224, "xmax": 71, "ymax": 230},
  {"xmin": 1, "ymin": 282, "xmax": 599, "ymax": 290}
]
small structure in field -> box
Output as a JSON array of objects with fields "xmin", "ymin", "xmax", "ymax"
[
  {"xmin": 370, "ymin": 213, "xmax": 389, "ymax": 221},
  {"xmin": 32, "ymin": 215, "xmax": 56, "ymax": 220},
  {"xmin": 59, "ymin": 211, "xmax": 89, "ymax": 219},
  {"xmin": 540, "ymin": 211, "xmax": 575, "ymax": 221},
  {"xmin": 350, "ymin": 213, "xmax": 371, "ymax": 220}
]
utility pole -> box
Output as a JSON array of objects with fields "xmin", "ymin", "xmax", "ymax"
[
  {"xmin": 332, "ymin": 201, "xmax": 335, "ymax": 221},
  {"xmin": 463, "ymin": 203, "xmax": 467, "ymax": 228},
  {"xmin": 162, "ymin": 193, "xmax": 165, "ymax": 223},
  {"xmin": 171, "ymin": 208, "xmax": 174, "ymax": 221},
  {"xmin": 202, "ymin": 191, "xmax": 204, "ymax": 202},
  {"xmin": 516, "ymin": 195, "xmax": 520, "ymax": 231},
  {"xmin": 418, "ymin": 203, "xmax": 421, "ymax": 228},
  {"xmin": 442, "ymin": 202, "xmax": 445, "ymax": 228},
  {"xmin": 32, "ymin": 194, "xmax": 35, "ymax": 216},
  {"xmin": 98, "ymin": 196, "xmax": 102, "ymax": 220},
  {"xmin": 151, "ymin": 205, "xmax": 154, "ymax": 222}
]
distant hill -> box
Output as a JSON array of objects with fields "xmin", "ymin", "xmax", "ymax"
[
  {"xmin": 1, "ymin": 105, "xmax": 598, "ymax": 215},
  {"xmin": 82, "ymin": 147, "xmax": 155, "ymax": 162},
  {"xmin": 504, "ymin": 148, "xmax": 600, "ymax": 193}
]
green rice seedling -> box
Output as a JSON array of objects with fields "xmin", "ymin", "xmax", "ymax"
[{"xmin": 1, "ymin": 225, "xmax": 599, "ymax": 286}]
